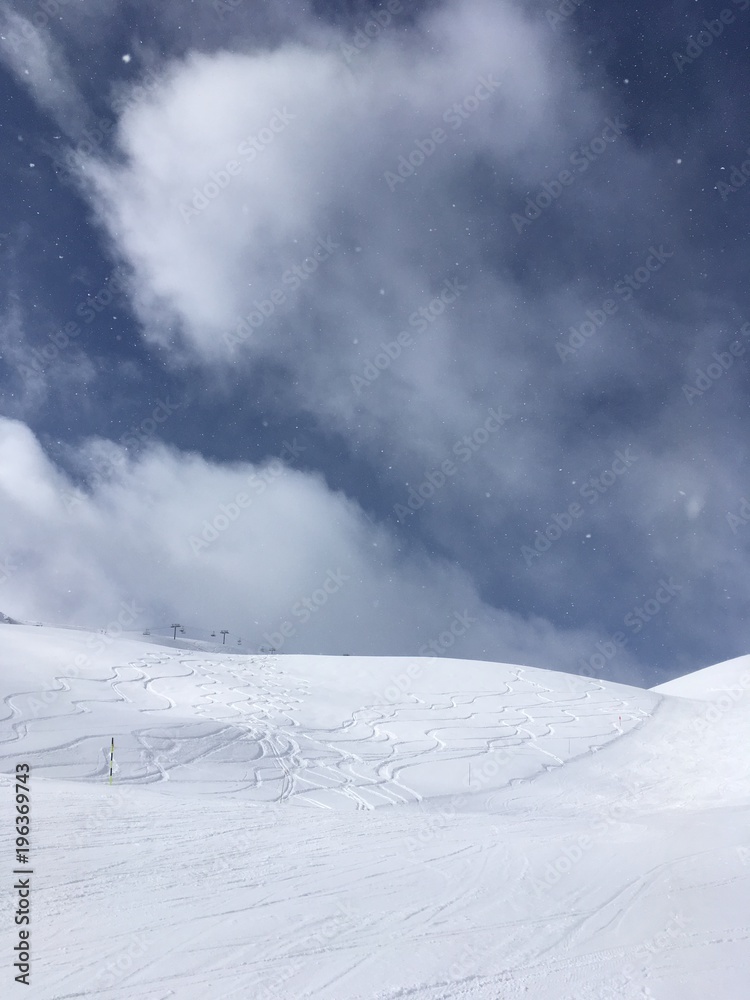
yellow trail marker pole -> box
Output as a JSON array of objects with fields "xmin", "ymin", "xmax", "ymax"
[{"xmin": 109, "ymin": 737, "xmax": 114, "ymax": 785}]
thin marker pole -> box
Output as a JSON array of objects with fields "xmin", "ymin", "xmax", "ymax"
[{"xmin": 109, "ymin": 737, "xmax": 114, "ymax": 785}]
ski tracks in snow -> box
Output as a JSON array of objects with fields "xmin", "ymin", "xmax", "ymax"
[{"xmin": 0, "ymin": 652, "xmax": 655, "ymax": 808}]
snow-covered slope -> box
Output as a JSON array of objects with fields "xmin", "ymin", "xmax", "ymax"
[
  {"xmin": 651, "ymin": 653, "xmax": 750, "ymax": 701},
  {"xmin": 1, "ymin": 625, "xmax": 748, "ymax": 999}
]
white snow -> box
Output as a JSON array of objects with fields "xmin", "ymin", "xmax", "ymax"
[
  {"xmin": 1, "ymin": 624, "xmax": 748, "ymax": 998},
  {"xmin": 651, "ymin": 654, "xmax": 750, "ymax": 701}
]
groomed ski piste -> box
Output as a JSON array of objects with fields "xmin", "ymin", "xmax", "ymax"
[{"xmin": 1, "ymin": 623, "xmax": 749, "ymax": 999}]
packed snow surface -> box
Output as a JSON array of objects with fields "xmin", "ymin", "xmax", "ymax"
[{"xmin": 1, "ymin": 625, "xmax": 748, "ymax": 998}]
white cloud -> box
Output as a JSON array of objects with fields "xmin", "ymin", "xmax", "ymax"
[
  {"xmin": 0, "ymin": 416, "xmax": 645, "ymax": 678},
  {"xmin": 83, "ymin": 0, "xmax": 561, "ymax": 365},
  {"xmin": 72, "ymin": 0, "xmax": 612, "ymax": 521}
]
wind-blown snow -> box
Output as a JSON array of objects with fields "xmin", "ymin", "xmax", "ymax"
[{"xmin": 1, "ymin": 625, "xmax": 748, "ymax": 998}]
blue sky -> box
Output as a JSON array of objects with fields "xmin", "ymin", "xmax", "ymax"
[{"xmin": 1, "ymin": 0, "xmax": 749, "ymax": 684}]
